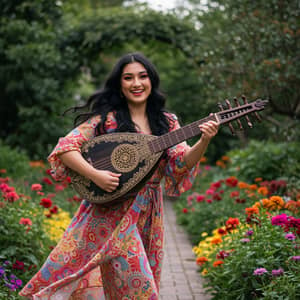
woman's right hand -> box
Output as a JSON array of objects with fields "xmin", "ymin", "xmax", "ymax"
[
  {"xmin": 91, "ymin": 170, "xmax": 121, "ymax": 193},
  {"xmin": 58, "ymin": 151, "xmax": 121, "ymax": 193}
]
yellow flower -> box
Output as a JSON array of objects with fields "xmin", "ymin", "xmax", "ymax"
[
  {"xmin": 201, "ymin": 232, "xmax": 208, "ymax": 237},
  {"xmin": 44, "ymin": 209, "xmax": 71, "ymax": 242}
]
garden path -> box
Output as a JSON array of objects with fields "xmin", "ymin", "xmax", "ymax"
[{"xmin": 160, "ymin": 198, "xmax": 211, "ymax": 300}]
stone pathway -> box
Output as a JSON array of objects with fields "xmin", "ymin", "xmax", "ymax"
[{"xmin": 160, "ymin": 198, "xmax": 211, "ymax": 300}]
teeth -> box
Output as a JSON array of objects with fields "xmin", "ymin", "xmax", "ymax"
[{"xmin": 132, "ymin": 90, "xmax": 143, "ymax": 93}]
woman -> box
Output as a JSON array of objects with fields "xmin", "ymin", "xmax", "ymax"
[{"xmin": 20, "ymin": 52, "xmax": 218, "ymax": 299}]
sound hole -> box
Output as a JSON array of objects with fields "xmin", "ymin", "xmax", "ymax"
[{"xmin": 111, "ymin": 144, "xmax": 139, "ymax": 172}]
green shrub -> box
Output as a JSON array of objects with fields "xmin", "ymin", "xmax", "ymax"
[{"xmin": 226, "ymin": 140, "xmax": 300, "ymax": 183}]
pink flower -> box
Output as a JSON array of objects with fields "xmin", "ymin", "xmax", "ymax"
[
  {"xmin": 272, "ymin": 268, "xmax": 284, "ymax": 276},
  {"xmin": 205, "ymin": 189, "xmax": 215, "ymax": 195},
  {"xmin": 285, "ymin": 233, "xmax": 296, "ymax": 241},
  {"xmin": 271, "ymin": 214, "xmax": 289, "ymax": 226},
  {"xmin": 19, "ymin": 218, "xmax": 32, "ymax": 226},
  {"xmin": 55, "ymin": 184, "xmax": 65, "ymax": 192},
  {"xmin": 196, "ymin": 195, "xmax": 205, "ymax": 202},
  {"xmin": 4, "ymin": 191, "xmax": 19, "ymax": 202},
  {"xmin": 253, "ymin": 268, "xmax": 267, "ymax": 275},
  {"xmin": 31, "ymin": 183, "xmax": 42, "ymax": 191}
]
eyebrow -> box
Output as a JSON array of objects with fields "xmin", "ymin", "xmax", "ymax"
[{"xmin": 122, "ymin": 71, "xmax": 148, "ymax": 76}]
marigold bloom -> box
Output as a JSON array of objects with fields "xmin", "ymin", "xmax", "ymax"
[
  {"xmin": 269, "ymin": 196, "xmax": 285, "ymax": 210},
  {"xmin": 216, "ymin": 160, "xmax": 226, "ymax": 168},
  {"xmin": 238, "ymin": 181, "xmax": 249, "ymax": 189},
  {"xmin": 211, "ymin": 237, "xmax": 222, "ymax": 245},
  {"xmin": 221, "ymin": 155, "xmax": 230, "ymax": 161},
  {"xmin": 245, "ymin": 207, "xmax": 259, "ymax": 216},
  {"xmin": 249, "ymin": 184, "xmax": 258, "ymax": 191},
  {"xmin": 285, "ymin": 200, "xmax": 300, "ymax": 213},
  {"xmin": 196, "ymin": 256, "xmax": 208, "ymax": 266},
  {"xmin": 213, "ymin": 260, "xmax": 224, "ymax": 267},
  {"xmin": 257, "ymin": 186, "xmax": 268, "ymax": 196}
]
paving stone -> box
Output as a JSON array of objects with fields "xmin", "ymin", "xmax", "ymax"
[{"xmin": 159, "ymin": 199, "xmax": 212, "ymax": 300}]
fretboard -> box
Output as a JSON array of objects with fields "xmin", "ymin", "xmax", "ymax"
[{"xmin": 148, "ymin": 115, "xmax": 217, "ymax": 153}]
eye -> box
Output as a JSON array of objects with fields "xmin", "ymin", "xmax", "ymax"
[
  {"xmin": 140, "ymin": 74, "xmax": 149, "ymax": 79},
  {"xmin": 123, "ymin": 76, "xmax": 132, "ymax": 81}
]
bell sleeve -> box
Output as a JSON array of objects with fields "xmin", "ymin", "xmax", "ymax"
[
  {"xmin": 164, "ymin": 113, "xmax": 200, "ymax": 197},
  {"xmin": 47, "ymin": 115, "xmax": 101, "ymax": 181}
]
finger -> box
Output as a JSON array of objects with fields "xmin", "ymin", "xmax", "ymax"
[{"xmin": 110, "ymin": 172, "xmax": 122, "ymax": 177}]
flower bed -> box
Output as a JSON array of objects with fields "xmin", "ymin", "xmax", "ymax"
[{"xmin": 0, "ymin": 164, "xmax": 80, "ymax": 298}]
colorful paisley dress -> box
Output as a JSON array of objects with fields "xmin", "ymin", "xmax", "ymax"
[{"xmin": 19, "ymin": 112, "xmax": 199, "ymax": 300}]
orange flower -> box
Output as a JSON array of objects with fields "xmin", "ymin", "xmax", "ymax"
[
  {"xmin": 216, "ymin": 160, "xmax": 226, "ymax": 168},
  {"xmin": 261, "ymin": 198, "xmax": 271, "ymax": 208},
  {"xmin": 238, "ymin": 181, "xmax": 249, "ymax": 189},
  {"xmin": 253, "ymin": 201, "xmax": 261, "ymax": 208},
  {"xmin": 221, "ymin": 156, "xmax": 230, "ymax": 161},
  {"xmin": 285, "ymin": 200, "xmax": 300, "ymax": 213},
  {"xmin": 211, "ymin": 237, "xmax": 222, "ymax": 245},
  {"xmin": 196, "ymin": 256, "xmax": 208, "ymax": 266},
  {"xmin": 199, "ymin": 157, "xmax": 207, "ymax": 163},
  {"xmin": 245, "ymin": 207, "xmax": 259, "ymax": 216},
  {"xmin": 29, "ymin": 161, "xmax": 45, "ymax": 168},
  {"xmin": 213, "ymin": 260, "xmax": 224, "ymax": 267},
  {"xmin": 249, "ymin": 184, "xmax": 258, "ymax": 191},
  {"xmin": 255, "ymin": 177, "xmax": 263, "ymax": 182},
  {"xmin": 257, "ymin": 186, "xmax": 268, "ymax": 196},
  {"xmin": 268, "ymin": 196, "xmax": 285, "ymax": 210}
]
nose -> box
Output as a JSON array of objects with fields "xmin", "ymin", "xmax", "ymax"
[{"xmin": 133, "ymin": 76, "xmax": 141, "ymax": 87}]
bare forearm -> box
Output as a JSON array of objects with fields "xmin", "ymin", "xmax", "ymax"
[
  {"xmin": 184, "ymin": 136, "xmax": 210, "ymax": 169},
  {"xmin": 58, "ymin": 151, "xmax": 98, "ymax": 181}
]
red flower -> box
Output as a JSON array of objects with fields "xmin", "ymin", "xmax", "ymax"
[
  {"xmin": 0, "ymin": 169, "xmax": 7, "ymax": 174},
  {"xmin": 40, "ymin": 198, "xmax": 52, "ymax": 208},
  {"xmin": 213, "ymin": 260, "xmax": 224, "ymax": 267},
  {"xmin": 46, "ymin": 169, "xmax": 52, "ymax": 175},
  {"xmin": 216, "ymin": 250, "xmax": 230, "ymax": 260},
  {"xmin": 230, "ymin": 191, "xmax": 240, "ymax": 198},
  {"xmin": 182, "ymin": 208, "xmax": 188, "ymax": 213},
  {"xmin": 225, "ymin": 176, "xmax": 238, "ymax": 187},
  {"xmin": 206, "ymin": 199, "xmax": 213, "ymax": 203},
  {"xmin": 42, "ymin": 177, "xmax": 53, "ymax": 185},
  {"xmin": 55, "ymin": 184, "xmax": 65, "ymax": 192},
  {"xmin": 226, "ymin": 217, "xmax": 240, "ymax": 231},
  {"xmin": 50, "ymin": 205, "xmax": 59, "ymax": 214},
  {"xmin": 213, "ymin": 193, "xmax": 222, "ymax": 201},
  {"xmin": 19, "ymin": 218, "xmax": 32, "ymax": 226},
  {"xmin": 12, "ymin": 260, "xmax": 25, "ymax": 270},
  {"xmin": 31, "ymin": 183, "xmax": 42, "ymax": 191},
  {"xmin": 217, "ymin": 228, "xmax": 227, "ymax": 235},
  {"xmin": 196, "ymin": 195, "xmax": 205, "ymax": 202},
  {"xmin": 210, "ymin": 181, "xmax": 222, "ymax": 189},
  {"xmin": 4, "ymin": 191, "xmax": 19, "ymax": 202}
]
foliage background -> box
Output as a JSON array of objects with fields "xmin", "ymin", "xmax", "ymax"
[{"xmin": 1, "ymin": 0, "xmax": 299, "ymax": 161}]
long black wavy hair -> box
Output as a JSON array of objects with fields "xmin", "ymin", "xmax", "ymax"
[{"xmin": 69, "ymin": 52, "xmax": 171, "ymax": 136}]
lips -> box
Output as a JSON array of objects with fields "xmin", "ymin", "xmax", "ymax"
[{"xmin": 131, "ymin": 90, "xmax": 144, "ymax": 96}]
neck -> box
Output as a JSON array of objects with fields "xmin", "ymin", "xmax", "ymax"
[{"xmin": 128, "ymin": 103, "xmax": 147, "ymax": 120}]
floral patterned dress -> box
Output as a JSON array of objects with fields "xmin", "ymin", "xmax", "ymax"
[{"xmin": 19, "ymin": 112, "xmax": 199, "ymax": 300}]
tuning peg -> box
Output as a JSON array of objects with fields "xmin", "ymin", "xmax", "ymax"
[
  {"xmin": 233, "ymin": 97, "xmax": 244, "ymax": 130},
  {"xmin": 223, "ymin": 100, "xmax": 236, "ymax": 135},
  {"xmin": 254, "ymin": 112, "xmax": 262, "ymax": 122},
  {"xmin": 241, "ymin": 95, "xmax": 253, "ymax": 128}
]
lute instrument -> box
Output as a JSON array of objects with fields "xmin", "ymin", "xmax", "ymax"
[{"xmin": 69, "ymin": 97, "xmax": 268, "ymax": 204}]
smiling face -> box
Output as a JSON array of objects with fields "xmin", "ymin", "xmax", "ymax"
[{"xmin": 121, "ymin": 62, "xmax": 152, "ymax": 108}]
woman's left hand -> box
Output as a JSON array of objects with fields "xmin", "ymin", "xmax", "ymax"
[{"xmin": 199, "ymin": 120, "xmax": 219, "ymax": 141}]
